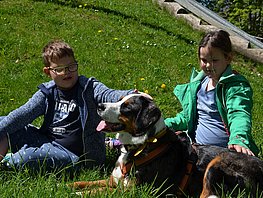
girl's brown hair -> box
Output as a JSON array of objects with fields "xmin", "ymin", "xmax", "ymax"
[{"xmin": 198, "ymin": 30, "xmax": 232, "ymax": 58}]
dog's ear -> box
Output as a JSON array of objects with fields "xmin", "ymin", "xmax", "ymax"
[{"xmin": 134, "ymin": 96, "xmax": 161, "ymax": 136}]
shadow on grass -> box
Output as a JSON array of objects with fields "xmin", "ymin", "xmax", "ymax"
[{"xmin": 33, "ymin": 0, "xmax": 196, "ymax": 45}]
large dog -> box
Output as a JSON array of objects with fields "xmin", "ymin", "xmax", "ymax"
[{"xmin": 71, "ymin": 94, "xmax": 263, "ymax": 197}]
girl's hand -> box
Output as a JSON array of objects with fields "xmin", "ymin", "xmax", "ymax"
[{"xmin": 228, "ymin": 144, "xmax": 255, "ymax": 156}]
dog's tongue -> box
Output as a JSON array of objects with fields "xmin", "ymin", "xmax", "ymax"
[
  {"xmin": 97, "ymin": 120, "xmax": 125, "ymax": 132},
  {"xmin": 96, "ymin": 120, "xmax": 107, "ymax": 132}
]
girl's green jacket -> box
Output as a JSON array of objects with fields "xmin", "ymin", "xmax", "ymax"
[{"xmin": 165, "ymin": 65, "xmax": 259, "ymax": 155}]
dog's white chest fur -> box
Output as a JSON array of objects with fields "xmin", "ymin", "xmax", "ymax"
[{"xmin": 112, "ymin": 147, "xmax": 130, "ymax": 186}]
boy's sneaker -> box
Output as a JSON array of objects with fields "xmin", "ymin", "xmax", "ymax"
[
  {"xmin": 105, "ymin": 137, "xmax": 122, "ymax": 149},
  {"xmin": 0, "ymin": 153, "xmax": 12, "ymax": 170},
  {"xmin": 1, "ymin": 153, "xmax": 12, "ymax": 163}
]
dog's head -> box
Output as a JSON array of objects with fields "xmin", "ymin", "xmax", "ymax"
[{"xmin": 96, "ymin": 94, "xmax": 165, "ymax": 145}]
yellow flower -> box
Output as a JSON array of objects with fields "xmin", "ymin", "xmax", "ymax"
[
  {"xmin": 140, "ymin": 77, "xmax": 145, "ymax": 81},
  {"xmin": 98, "ymin": 30, "xmax": 103, "ymax": 33},
  {"xmin": 144, "ymin": 90, "xmax": 149, "ymax": 94},
  {"xmin": 161, "ymin": 83, "xmax": 166, "ymax": 89},
  {"xmin": 113, "ymin": 37, "xmax": 118, "ymax": 40}
]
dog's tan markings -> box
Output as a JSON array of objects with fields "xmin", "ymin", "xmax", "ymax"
[
  {"xmin": 123, "ymin": 99, "xmax": 130, "ymax": 104},
  {"xmin": 200, "ymin": 155, "xmax": 222, "ymax": 198},
  {"xmin": 119, "ymin": 115, "xmax": 136, "ymax": 134},
  {"xmin": 121, "ymin": 99, "xmax": 145, "ymax": 136},
  {"xmin": 69, "ymin": 180, "xmax": 108, "ymax": 189},
  {"xmin": 119, "ymin": 96, "xmax": 125, "ymax": 101},
  {"xmin": 68, "ymin": 177, "xmax": 118, "ymax": 195}
]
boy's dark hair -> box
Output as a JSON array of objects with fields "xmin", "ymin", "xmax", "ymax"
[
  {"xmin": 198, "ymin": 30, "xmax": 232, "ymax": 58},
  {"xmin": 42, "ymin": 40, "xmax": 75, "ymax": 67}
]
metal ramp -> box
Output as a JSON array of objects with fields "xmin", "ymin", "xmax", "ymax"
[{"xmin": 153, "ymin": 0, "xmax": 263, "ymax": 64}]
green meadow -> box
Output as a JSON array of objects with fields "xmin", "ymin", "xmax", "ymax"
[{"xmin": 0, "ymin": 0, "xmax": 262, "ymax": 197}]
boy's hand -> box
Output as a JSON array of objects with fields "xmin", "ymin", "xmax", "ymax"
[
  {"xmin": 134, "ymin": 89, "xmax": 153, "ymax": 100},
  {"xmin": 228, "ymin": 144, "xmax": 255, "ymax": 156}
]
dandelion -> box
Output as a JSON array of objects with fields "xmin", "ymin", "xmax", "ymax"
[
  {"xmin": 161, "ymin": 83, "xmax": 166, "ymax": 89},
  {"xmin": 144, "ymin": 90, "xmax": 149, "ymax": 94},
  {"xmin": 98, "ymin": 30, "xmax": 103, "ymax": 33},
  {"xmin": 140, "ymin": 77, "xmax": 145, "ymax": 81}
]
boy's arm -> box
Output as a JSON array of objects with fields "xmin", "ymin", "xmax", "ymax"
[
  {"xmin": 0, "ymin": 90, "xmax": 46, "ymax": 138},
  {"xmin": 91, "ymin": 78, "xmax": 134, "ymax": 103}
]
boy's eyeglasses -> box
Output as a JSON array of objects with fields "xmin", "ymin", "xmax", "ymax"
[{"xmin": 48, "ymin": 62, "xmax": 78, "ymax": 75}]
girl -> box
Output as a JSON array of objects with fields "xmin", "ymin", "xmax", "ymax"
[{"xmin": 165, "ymin": 30, "xmax": 259, "ymax": 156}]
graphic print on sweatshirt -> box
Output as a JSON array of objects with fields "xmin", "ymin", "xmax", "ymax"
[
  {"xmin": 50, "ymin": 98, "xmax": 80, "ymax": 136},
  {"xmin": 48, "ymin": 87, "xmax": 83, "ymax": 156}
]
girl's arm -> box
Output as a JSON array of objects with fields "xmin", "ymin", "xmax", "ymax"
[
  {"xmin": 226, "ymin": 81, "xmax": 259, "ymax": 155},
  {"xmin": 164, "ymin": 111, "xmax": 188, "ymax": 131}
]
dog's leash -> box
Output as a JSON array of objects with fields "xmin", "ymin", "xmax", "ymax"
[
  {"xmin": 121, "ymin": 129, "xmax": 196, "ymax": 195},
  {"xmin": 177, "ymin": 144, "xmax": 198, "ymax": 195},
  {"xmin": 178, "ymin": 159, "xmax": 194, "ymax": 194},
  {"xmin": 121, "ymin": 142, "xmax": 195, "ymax": 194},
  {"xmin": 121, "ymin": 142, "xmax": 172, "ymax": 177}
]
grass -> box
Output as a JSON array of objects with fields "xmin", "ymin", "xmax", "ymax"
[{"xmin": 0, "ymin": 0, "xmax": 263, "ymax": 197}]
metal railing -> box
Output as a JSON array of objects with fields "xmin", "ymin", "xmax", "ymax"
[{"xmin": 169, "ymin": 0, "xmax": 263, "ymax": 49}]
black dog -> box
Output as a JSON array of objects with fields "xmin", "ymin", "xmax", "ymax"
[{"xmin": 71, "ymin": 94, "xmax": 263, "ymax": 197}]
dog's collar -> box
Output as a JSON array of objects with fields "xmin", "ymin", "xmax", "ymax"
[{"xmin": 134, "ymin": 128, "xmax": 167, "ymax": 156}]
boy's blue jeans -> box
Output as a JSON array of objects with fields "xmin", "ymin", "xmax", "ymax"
[{"xmin": 3, "ymin": 124, "xmax": 79, "ymax": 172}]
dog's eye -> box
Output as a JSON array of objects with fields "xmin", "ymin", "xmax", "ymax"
[
  {"xmin": 121, "ymin": 103, "xmax": 133, "ymax": 115},
  {"xmin": 123, "ymin": 104, "xmax": 132, "ymax": 110}
]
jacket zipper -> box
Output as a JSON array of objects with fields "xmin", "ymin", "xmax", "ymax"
[{"xmin": 81, "ymin": 84, "xmax": 89, "ymax": 162}]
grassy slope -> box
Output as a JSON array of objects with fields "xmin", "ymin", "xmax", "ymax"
[{"xmin": 0, "ymin": 0, "xmax": 262, "ymax": 197}]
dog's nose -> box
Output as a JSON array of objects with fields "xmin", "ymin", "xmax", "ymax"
[{"xmin": 98, "ymin": 103, "xmax": 106, "ymax": 111}]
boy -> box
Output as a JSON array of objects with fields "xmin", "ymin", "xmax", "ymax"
[{"xmin": 0, "ymin": 40, "xmax": 134, "ymax": 171}]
